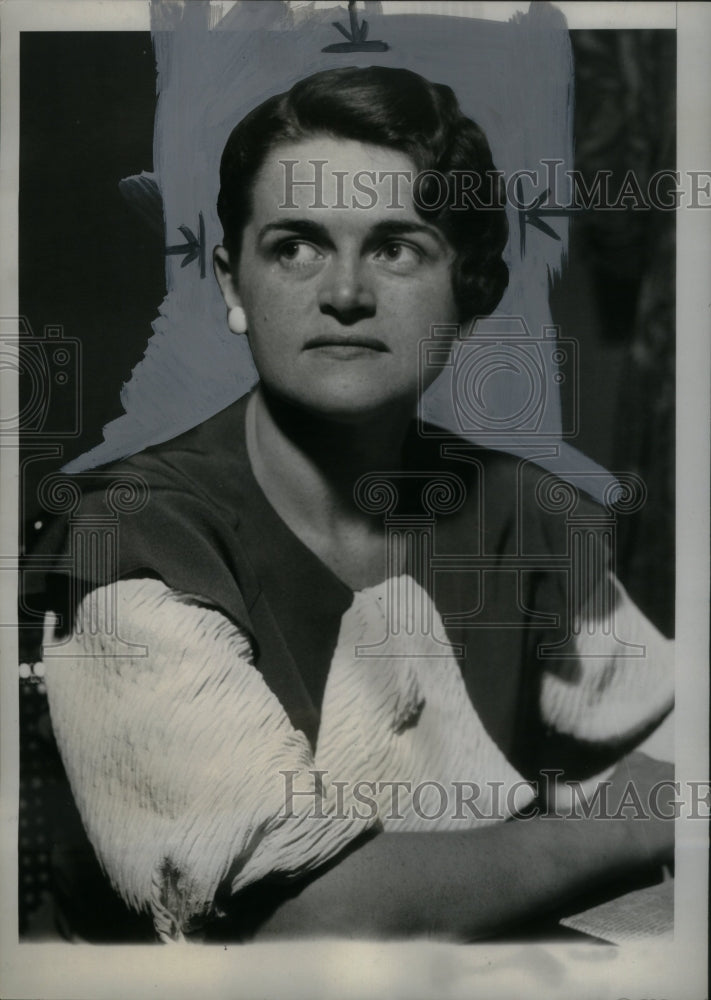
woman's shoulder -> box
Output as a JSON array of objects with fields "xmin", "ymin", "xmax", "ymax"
[
  {"xmin": 408, "ymin": 421, "xmax": 606, "ymax": 521},
  {"xmin": 27, "ymin": 394, "xmax": 256, "ymax": 636},
  {"xmin": 103, "ymin": 392, "xmax": 251, "ymax": 493}
]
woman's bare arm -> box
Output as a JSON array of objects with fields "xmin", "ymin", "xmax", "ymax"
[
  {"xmin": 251, "ymin": 754, "xmax": 674, "ymax": 941},
  {"xmin": 44, "ymin": 581, "xmax": 673, "ymax": 942}
]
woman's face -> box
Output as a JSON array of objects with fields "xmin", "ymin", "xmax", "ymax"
[{"xmin": 215, "ymin": 136, "xmax": 460, "ymax": 424}]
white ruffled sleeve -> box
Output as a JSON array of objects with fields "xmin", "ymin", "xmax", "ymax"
[
  {"xmin": 538, "ymin": 572, "xmax": 674, "ymax": 748},
  {"xmin": 42, "ymin": 577, "xmax": 373, "ymax": 942}
]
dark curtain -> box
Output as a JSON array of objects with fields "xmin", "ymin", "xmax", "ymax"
[{"xmin": 562, "ymin": 30, "xmax": 675, "ymax": 636}]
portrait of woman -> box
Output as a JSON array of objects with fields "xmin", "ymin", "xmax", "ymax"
[{"xmin": 20, "ymin": 51, "xmax": 676, "ymax": 949}]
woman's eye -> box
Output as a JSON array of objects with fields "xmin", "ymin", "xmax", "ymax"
[
  {"xmin": 277, "ymin": 240, "xmax": 322, "ymax": 267},
  {"xmin": 376, "ymin": 242, "xmax": 422, "ymax": 270}
]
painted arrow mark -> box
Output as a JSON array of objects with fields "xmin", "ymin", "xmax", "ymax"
[
  {"xmin": 517, "ymin": 181, "xmax": 584, "ymax": 257},
  {"xmin": 323, "ymin": 0, "xmax": 388, "ymax": 52},
  {"xmin": 165, "ymin": 211, "xmax": 206, "ymax": 278}
]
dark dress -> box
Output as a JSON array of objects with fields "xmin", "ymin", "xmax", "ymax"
[{"xmin": 24, "ymin": 391, "xmax": 615, "ymax": 940}]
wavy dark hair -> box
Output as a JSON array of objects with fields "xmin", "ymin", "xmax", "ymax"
[{"xmin": 217, "ymin": 66, "xmax": 509, "ymax": 320}]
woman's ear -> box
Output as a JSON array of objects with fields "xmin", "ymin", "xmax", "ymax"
[
  {"xmin": 213, "ymin": 246, "xmax": 248, "ymax": 335},
  {"xmin": 213, "ymin": 245, "xmax": 240, "ymax": 308}
]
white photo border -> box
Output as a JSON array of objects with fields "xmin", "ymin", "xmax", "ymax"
[{"xmin": 1, "ymin": 3, "xmax": 708, "ymax": 998}]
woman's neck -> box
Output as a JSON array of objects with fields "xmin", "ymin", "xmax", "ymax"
[{"xmin": 246, "ymin": 387, "xmax": 412, "ymax": 533}]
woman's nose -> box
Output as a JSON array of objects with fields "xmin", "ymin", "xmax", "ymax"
[{"xmin": 317, "ymin": 256, "xmax": 376, "ymax": 323}]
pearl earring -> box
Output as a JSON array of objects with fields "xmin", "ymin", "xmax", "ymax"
[{"xmin": 227, "ymin": 305, "xmax": 247, "ymax": 335}]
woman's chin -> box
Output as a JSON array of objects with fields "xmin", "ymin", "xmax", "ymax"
[{"xmin": 261, "ymin": 382, "xmax": 418, "ymax": 427}]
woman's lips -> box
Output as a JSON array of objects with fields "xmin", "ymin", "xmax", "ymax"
[{"xmin": 305, "ymin": 336, "xmax": 388, "ymax": 356}]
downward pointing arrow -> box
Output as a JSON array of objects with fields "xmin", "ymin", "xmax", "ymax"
[
  {"xmin": 332, "ymin": 0, "xmax": 368, "ymax": 42},
  {"xmin": 323, "ymin": 0, "xmax": 388, "ymax": 52}
]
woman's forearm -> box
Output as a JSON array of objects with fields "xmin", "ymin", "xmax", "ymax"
[{"xmin": 251, "ymin": 804, "xmax": 672, "ymax": 941}]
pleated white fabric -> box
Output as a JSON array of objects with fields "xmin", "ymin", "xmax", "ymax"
[
  {"xmin": 538, "ymin": 574, "xmax": 674, "ymax": 745},
  {"xmin": 315, "ymin": 576, "xmax": 535, "ymax": 830},
  {"xmin": 43, "ymin": 571, "xmax": 673, "ymax": 940},
  {"xmin": 44, "ymin": 578, "xmax": 372, "ymax": 941}
]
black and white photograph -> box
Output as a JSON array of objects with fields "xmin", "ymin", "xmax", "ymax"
[{"xmin": 1, "ymin": 2, "xmax": 708, "ymax": 998}]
